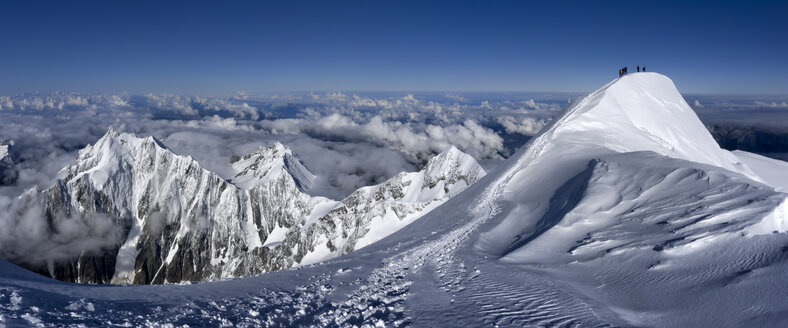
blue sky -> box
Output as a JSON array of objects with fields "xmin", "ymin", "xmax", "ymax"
[{"xmin": 1, "ymin": 1, "xmax": 786, "ymax": 95}]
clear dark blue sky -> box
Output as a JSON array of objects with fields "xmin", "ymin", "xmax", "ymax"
[{"xmin": 1, "ymin": 1, "xmax": 786, "ymax": 95}]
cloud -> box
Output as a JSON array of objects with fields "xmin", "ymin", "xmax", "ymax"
[
  {"xmin": 258, "ymin": 113, "xmax": 504, "ymax": 161},
  {"xmin": 444, "ymin": 93, "xmax": 467, "ymax": 102},
  {"xmin": 0, "ymin": 191, "xmax": 124, "ymax": 265},
  {"xmin": 496, "ymin": 116, "xmax": 549, "ymax": 136},
  {"xmin": 754, "ymin": 101, "xmax": 788, "ymax": 108},
  {"xmin": 0, "ymin": 94, "xmax": 130, "ymax": 112},
  {"xmin": 690, "ymin": 95, "xmax": 788, "ymax": 129},
  {"xmin": 693, "ymin": 100, "xmax": 703, "ymax": 108},
  {"xmin": 285, "ymin": 139, "xmax": 415, "ymax": 199}
]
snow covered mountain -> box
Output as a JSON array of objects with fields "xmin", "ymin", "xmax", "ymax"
[
  {"xmin": 1, "ymin": 73, "xmax": 787, "ymax": 327},
  {"xmin": 17, "ymin": 129, "xmax": 484, "ymax": 284},
  {"xmin": 229, "ymin": 141, "xmax": 316, "ymax": 191},
  {"xmin": 0, "ymin": 140, "xmax": 16, "ymax": 185}
]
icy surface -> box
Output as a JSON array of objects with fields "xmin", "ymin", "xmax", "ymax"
[{"xmin": 2, "ymin": 73, "xmax": 788, "ymax": 327}]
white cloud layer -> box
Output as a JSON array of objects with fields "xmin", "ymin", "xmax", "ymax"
[
  {"xmin": 259, "ymin": 114, "xmax": 503, "ymax": 160},
  {"xmin": 0, "ymin": 92, "xmax": 566, "ymax": 201}
]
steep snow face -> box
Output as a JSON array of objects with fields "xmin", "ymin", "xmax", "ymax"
[
  {"xmin": 230, "ymin": 142, "xmax": 315, "ymax": 191},
  {"xmin": 63, "ymin": 127, "xmax": 160, "ymax": 188},
  {"xmin": 0, "ymin": 144, "xmax": 8, "ymax": 161},
  {"xmin": 22, "ymin": 129, "xmax": 485, "ymax": 284}
]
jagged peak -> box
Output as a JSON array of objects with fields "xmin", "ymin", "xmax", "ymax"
[
  {"xmin": 270, "ymin": 141, "xmax": 289, "ymax": 153},
  {"xmin": 231, "ymin": 142, "xmax": 315, "ymax": 191},
  {"xmin": 63, "ymin": 128, "xmax": 183, "ymax": 186},
  {"xmin": 94, "ymin": 127, "xmax": 167, "ymax": 151},
  {"xmin": 104, "ymin": 126, "xmax": 120, "ymax": 138},
  {"xmin": 423, "ymin": 145, "xmax": 485, "ymax": 181}
]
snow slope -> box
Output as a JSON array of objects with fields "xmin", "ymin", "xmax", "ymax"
[
  {"xmin": 1, "ymin": 73, "xmax": 788, "ymax": 327},
  {"xmin": 734, "ymin": 150, "xmax": 788, "ymax": 191}
]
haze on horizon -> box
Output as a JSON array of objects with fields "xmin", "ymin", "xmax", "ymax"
[{"xmin": 1, "ymin": 0, "xmax": 786, "ymax": 95}]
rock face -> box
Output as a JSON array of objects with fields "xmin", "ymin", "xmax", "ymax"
[{"xmin": 19, "ymin": 128, "xmax": 485, "ymax": 284}]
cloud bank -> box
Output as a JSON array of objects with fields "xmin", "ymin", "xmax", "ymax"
[
  {"xmin": 0, "ymin": 191, "xmax": 124, "ymax": 265},
  {"xmin": 0, "ymin": 92, "xmax": 565, "ymax": 197}
]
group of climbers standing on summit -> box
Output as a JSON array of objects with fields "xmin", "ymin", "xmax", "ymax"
[{"xmin": 618, "ymin": 65, "xmax": 646, "ymax": 77}]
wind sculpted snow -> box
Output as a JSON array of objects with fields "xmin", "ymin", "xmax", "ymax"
[{"xmin": 1, "ymin": 73, "xmax": 788, "ymax": 327}]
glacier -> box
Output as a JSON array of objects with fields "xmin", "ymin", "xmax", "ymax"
[{"xmin": 1, "ymin": 73, "xmax": 787, "ymax": 327}]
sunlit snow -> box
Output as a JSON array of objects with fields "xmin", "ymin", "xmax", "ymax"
[{"xmin": 1, "ymin": 73, "xmax": 787, "ymax": 327}]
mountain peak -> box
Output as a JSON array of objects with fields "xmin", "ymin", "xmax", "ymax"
[
  {"xmin": 525, "ymin": 72, "xmax": 757, "ymax": 179},
  {"xmin": 64, "ymin": 128, "xmax": 174, "ymax": 187},
  {"xmin": 104, "ymin": 126, "xmax": 120, "ymax": 138},
  {"xmin": 97, "ymin": 127, "xmax": 167, "ymax": 151},
  {"xmin": 425, "ymin": 146, "xmax": 479, "ymax": 174},
  {"xmin": 421, "ymin": 146, "xmax": 486, "ymax": 197},
  {"xmin": 270, "ymin": 141, "xmax": 288, "ymax": 153},
  {"xmin": 231, "ymin": 142, "xmax": 315, "ymax": 190}
]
